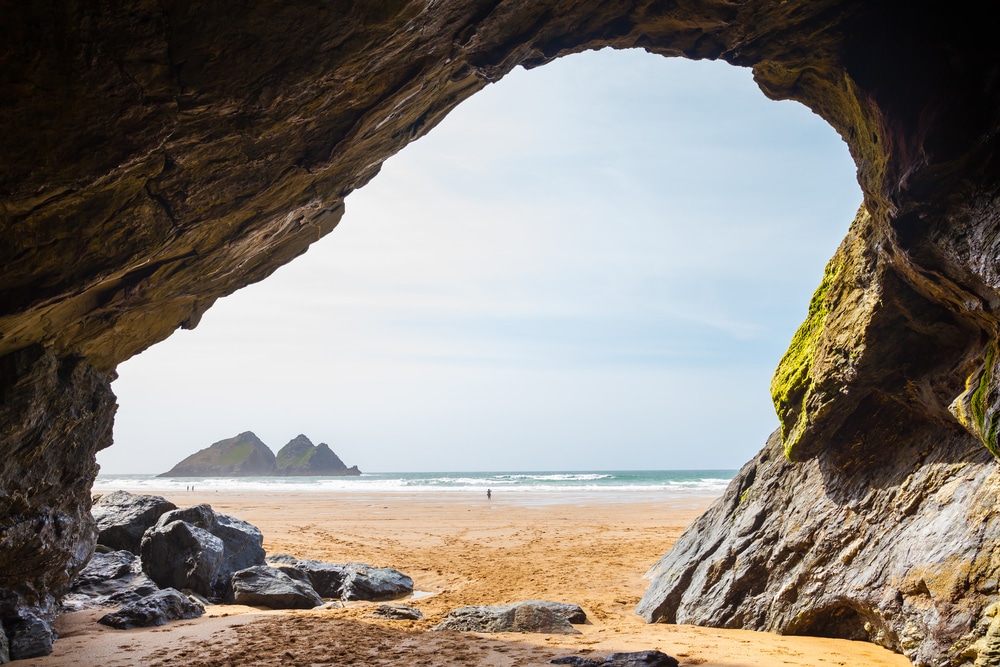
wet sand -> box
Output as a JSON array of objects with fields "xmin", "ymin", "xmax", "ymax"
[{"xmin": 21, "ymin": 491, "xmax": 912, "ymax": 666}]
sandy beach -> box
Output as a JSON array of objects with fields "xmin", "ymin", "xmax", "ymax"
[{"xmin": 21, "ymin": 491, "xmax": 911, "ymax": 667}]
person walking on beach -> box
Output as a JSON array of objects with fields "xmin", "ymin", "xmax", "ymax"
[{"xmin": 487, "ymin": 488, "xmax": 492, "ymax": 501}]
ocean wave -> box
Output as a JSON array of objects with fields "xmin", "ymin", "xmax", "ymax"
[
  {"xmin": 93, "ymin": 471, "xmax": 735, "ymax": 496},
  {"xmin": 493, "ymin": 473, "xmax": 615, "ymax": 481}
]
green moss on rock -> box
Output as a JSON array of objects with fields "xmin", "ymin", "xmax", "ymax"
[
  {"xmin": 970, "ymin": 341, "xmax": 1000, "ymax": 457},
  {"xmin": 770, "ymin": 258, "xmax": 841, "ymax": 460},
  {"xmin": 971, "ymin": 342, "xmax": 995, "ymax": 427},
  {"xmin": 948, "ymin": 340, "xmax": 1000, "ymax": 458}
]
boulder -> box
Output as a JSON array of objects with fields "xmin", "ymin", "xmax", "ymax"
[
  {"xmin": 552, "ymin": 651, "xmax": 679, "ymax": 667},
  {"xmin": 1, "ymin": 611, "xmax": 55, "ymax": 660},
  {"xmin": 91, "ymin": 491, "xmax": 177, "ymax": 554},
  {"xmin": 370, "ymin": 604, "xmax": 424, "ymax": 620},
  {"xmin": 62, "ymin": 550, "xmax": 158, "ymax": 610},
  {"xmin": 229, "ymin": 566, "xmax": 323, "ymax": 609},
  {"xmin": 139, "ymin": 520, "xmax": 224, "ymax": 596},
  {"xmin": 340, "ymin": 562, "xmax": 413, "ymax": 601},
  {"xmin": 266, "ymin": 556, "xmax": 411, "ymax": 601},
  {"xmin": 148, "ymin": 504, "xmax": 266, "ymax": 596},
  {"xmin": 97, "ymin": 588, "xmax": 204, "ymax": 630},
  {"xmin": 267, "ymin": 555, "xmax": 345, "ymax": 598},
  {"xmin": 431, "ymin": 602, "xmax": 582, "ymax": 635}
]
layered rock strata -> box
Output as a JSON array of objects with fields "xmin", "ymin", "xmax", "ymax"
[{"xmin": 2, "ymin": 1, "xmax": 1000, "ymax": 663}]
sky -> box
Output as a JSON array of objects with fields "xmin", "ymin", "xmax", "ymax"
[{"xmin": 100, "ymin": 48, "xmax": 862, "ymax": 474}]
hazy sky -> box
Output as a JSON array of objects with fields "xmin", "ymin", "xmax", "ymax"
[{"xmin": 101, "ymin": 48, "xmax": 861, "ymax": 474}]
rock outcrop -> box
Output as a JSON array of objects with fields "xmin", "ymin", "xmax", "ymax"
[
  {"xmin": 0, "ymin": 348, "xmax": 115, "ymax": 660},
  {"xmin": 229, "ymin": 566, "xmax": 324, "ymax": 610},
  {"xmin": 637, "ymin": 430, "xmax": 1000, "ymax": 666},
  {"xmin": 158, "ymin": 432, "xmax": 360, "ymax": 477},
  {"xmin": 158, "ymin": 432, "xmax": 277, "ymax": 477},
  {"xmin": 275, "ymin": 435, "xmax": 361, "ymax": 476},
  {"xmin": 3, "ymin": 1, "xmax": 1000, "ymax": 663}
]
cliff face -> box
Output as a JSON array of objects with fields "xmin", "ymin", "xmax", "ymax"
[{"xmin": 2, "ymin": 0, "xmax": 1000, "ymax": 662}]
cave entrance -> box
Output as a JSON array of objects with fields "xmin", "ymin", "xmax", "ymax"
[{"xmin": 102, "ymin": 48, "xmax": 861, "ymax": 476}]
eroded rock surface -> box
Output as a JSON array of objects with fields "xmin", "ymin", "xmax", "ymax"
[
  {"xmin": 92, "ymin": 491, "xmax": 177, "ymax": 553},
  {"xmin": 0, "ymin": 348, "xmax": 115, "ymax": 658},
  {"xmin": 638, "ymin": 430, "xmax": 1000, "ymax": 666},
  {"xmin": 2, "ymin": 1, "xmax": 1000, "ymax": 663}
]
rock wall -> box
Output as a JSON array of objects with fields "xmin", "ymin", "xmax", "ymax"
[
  {"xmin": 2, "ymin": 0, "xmax": 1000, "ymax": 662},
  {"xmin": 638, "ymin": 427, "xmax": 1000, "ymax": 666},
  {"xmin": 0, "ymin": 347, "xmax": 115, "ymax": 657}
]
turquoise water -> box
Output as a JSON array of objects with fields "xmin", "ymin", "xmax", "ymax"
[{"xmin": 94, "ymin": 469, "xmax": 736, "ymax": 502}]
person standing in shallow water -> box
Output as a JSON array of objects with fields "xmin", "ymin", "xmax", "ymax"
[{"xmin": 487, "ymin": 488, "xmax": 492, "ymax": 501}]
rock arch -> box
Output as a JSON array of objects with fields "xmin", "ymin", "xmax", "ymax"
[{"xmin": 2, "ymin": 1, "xmax": 999, "ymax": 663}]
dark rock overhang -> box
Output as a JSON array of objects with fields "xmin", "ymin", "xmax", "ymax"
[{"xmin": 3, "ymin": 1, "xmax": 1000, "ymax": 663}]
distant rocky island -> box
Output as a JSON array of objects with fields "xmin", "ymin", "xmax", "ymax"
[{"xmin": 158, "ymin": 432, "xmax": 361, "ymax": 477}]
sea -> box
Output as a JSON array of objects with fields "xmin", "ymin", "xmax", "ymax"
[{"xmin": 93, "ymin": 470, "xmax": 737, "ymax": 505}]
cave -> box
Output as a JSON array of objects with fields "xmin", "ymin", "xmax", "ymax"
[{"xmin": 3, "ymin": 1, "xmax": 1000, "ymax": 664}]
